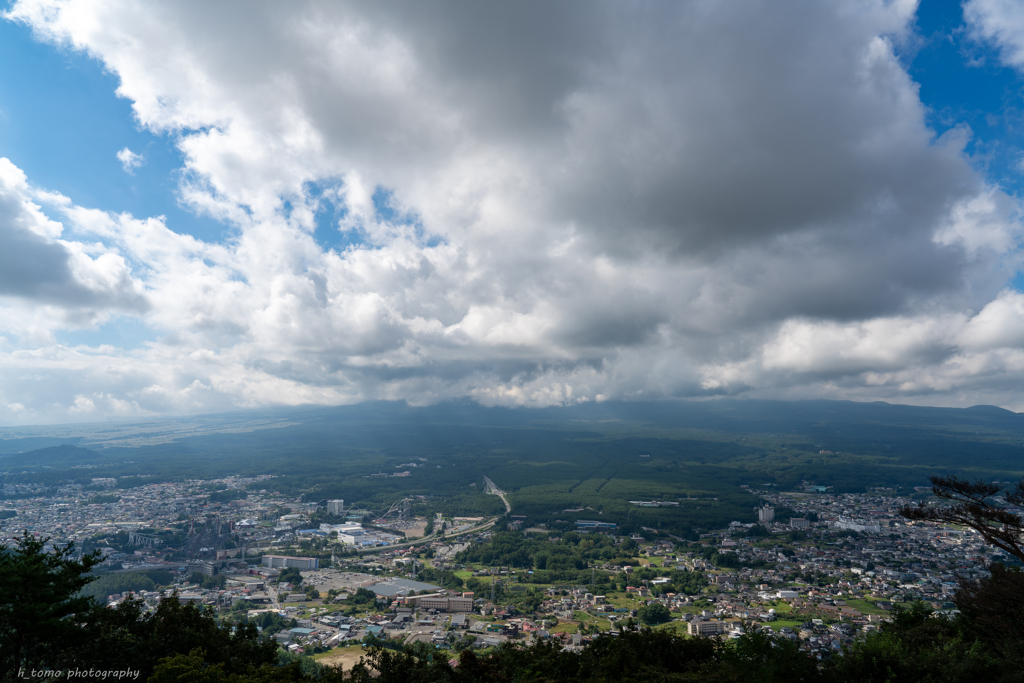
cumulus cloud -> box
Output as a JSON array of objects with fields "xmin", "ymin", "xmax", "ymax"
[
  {"xmin": 0, "ymin": 158, "xmax": 147, "ymax": 312},
  {"xmin": 1, "ymin": 0, "xmax": 1024, "ymax": 422},
  {"xmin": 965, "ymin": 0, "xmax": 1024, "ymax": 67},
  {"xmin": 116, "ymin": 147, "xmax": 144, "ymax": 174}
]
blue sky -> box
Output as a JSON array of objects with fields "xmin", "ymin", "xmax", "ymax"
[
  {"xmin": 0, "ymin": 16, "xmax": 394, "ymax": 254},
  {"xmin": 0, "ymin": 19, "xmax": 229, "ymax": 243},
  {"xmin": 910, "ymin": 0, "xmax": 1024, "ymax": 193},
  {"xmin": 5, "ymin": 0, "xmax": 1024, "ymax": 423}
]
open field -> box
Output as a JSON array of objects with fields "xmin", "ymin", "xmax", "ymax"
[
  {"xmin": 844, "ymin": 598, "xmax": 889, "ymax": 615},
  {"xmin": 764, "ymin": 620, "xmax": 806, "ymax": 632},
  {"xmin": 315, "ymin": 646, "xmax": 368, "ymax": 670}
]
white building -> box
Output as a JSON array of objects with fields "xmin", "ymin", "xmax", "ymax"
[
  {"xmin": 327, "ymin": 500, "xmax": 345, "ymax": 516},
  {"xmin": 832, "ymin": 518, "xmax": 881, "ymax": 533},
  {"xmin": 688, "ymin": 620, "xmax": 726, "ymax": 636},
  {"xmin": 315, "ymin": 522, "xmax": 371, "ymax": 544},
  {"xmin": 413, "ymin": 595, "xmax": 474, "ymax": 612},
  {"xmin": 262, "ymin": 555, "xmax": 319, "ymax": 570}
]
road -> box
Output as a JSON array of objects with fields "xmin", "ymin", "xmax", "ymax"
[
  {"xmin": 252, "ymin": 497, "xmax": 509, "ymax": 562},
  {"xmin": 267, "ymin": 584, "xmax": 281, "ymax": 609},
  {"xmin": 249, "ymin": 515, "xmax": 499, "ymax": 560},
  {"xmin": 481, "ymin": 475, "xmax": 509, "ymax": 511},
  {"xmin": 352, "ymin": 516, "xmax": 497, "ymax": 554}
]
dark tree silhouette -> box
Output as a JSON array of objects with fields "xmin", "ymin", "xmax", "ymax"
[
  {"xmin": 900, "ymin": 476, "xmax": 1024, "ymax": 563},
  {"xmin": 0, "ymin": 532, "xmax": 101, "ymax": 680},
  {"xmin": 954, "ymin": 563, "xmax": 1024, "ymax": 663}
]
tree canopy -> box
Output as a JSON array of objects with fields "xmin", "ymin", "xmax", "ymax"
[{"xmin": 901, "ymin": 475, "xmax": 1024, "ymax": 562}]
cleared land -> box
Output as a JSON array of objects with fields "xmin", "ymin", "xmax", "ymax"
[{"xmin": 315, "ymin": 646, "xmax": 368, "ymax": 670}]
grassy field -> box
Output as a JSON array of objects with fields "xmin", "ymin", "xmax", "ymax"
[
  {"xmin": 763, "ymin": 619, "xmax": 806, "ymax": 631},
  {"xmin": 606, "ymin": 594, "xmax": 642, "ymax": 610},
  {"xmin": 844, "ymin": 598, "xmax": 889, "ymax": 615},
  {"xmin": 653, "ymin": 621, "xmax": 693, "ymax": 636},
  {"xmin": 573, "ymin": 611, "xmax": 613, "ymax": 630}
]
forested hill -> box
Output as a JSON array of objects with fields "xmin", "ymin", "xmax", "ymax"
[{"xmin": 1, "ymin": 399, "xmax": 1023, "ymax": 510}]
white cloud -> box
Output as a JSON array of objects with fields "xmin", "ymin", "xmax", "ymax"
[
  {"xmin": 965, "ymin": 0, "xmax": 1024, "ymax": 68},
  {"xmin": 0, "ymin": 157, "xmax": 147, "ymax": 315},
  {"xmin": 0, "ymin": 0, "xmax": 1023, "ymax": 421},
  {"xmin": 116, "ymin": 146, "xmax": 144, "ymax": 174}
]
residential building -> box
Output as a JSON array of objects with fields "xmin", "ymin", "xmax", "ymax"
[
  {"xmin": 688, "ymin": 620, "xmax": 726, "ymax": 636},
  {"xmin": 757, "ymin": 505, "xmax": 775, "ymax": 523}
]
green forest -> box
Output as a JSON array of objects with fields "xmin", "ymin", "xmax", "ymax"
[{"xmin": 3, "ymin": 400, "xmax": 1024, "ymax": 533}]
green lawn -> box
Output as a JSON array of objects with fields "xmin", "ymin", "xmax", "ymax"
[
  {"xmin": 767, "ymin": 601, "xmax": 794, "ymax": 614},
  {"xmin": 606, "ymin": 594, "xmax": 641, "ymax": 610},
  {"xmin": 844, "ymin": 598, "xmax": 887, "ymax": 615},
  {"xmin": 573, "ymin": 611, "xmax": 612, "ymax": 630},
  {"xmin": 763, "ymin": 619, "xmax": 805, "ymax": 631}
]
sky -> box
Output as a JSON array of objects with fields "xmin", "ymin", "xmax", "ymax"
[{"xmin": 6, "ymin": 1, "xmax": 1024, "ymax": 423}]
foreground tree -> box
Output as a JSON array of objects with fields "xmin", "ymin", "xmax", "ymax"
[
  {"xmin": 894, "ymin": 473, "xmax": 1024, "ymax": 678},
  {"xmin": 900, "ymin": 476, "xmax": 1024, "ymax": 562},
  {"xmin": 76, "ymin": 596, "xmax": 279, "ymax": 680},
  {"xmin": 821, "ymin": 602, "xmax": 1003, "ymax": 683},
  {"xmin": 0, "ymin": 532, "xmax": 101, "ymax": 681},
  {"xmin": 0, "ymin": 530, "xmax": 282, "ymax": 682},
  {"xmin": 954, "ymin": 563, "xmax": 1024, "ymax": 665},
  {"xmin": 344, "ymin": 626, "xmax": 823, "ymax": 683},
  {"xmin": 637, "ymin": 602, "xmax": 671, "ymax": 625},
  {"xmin": 149, "ymin": 648, "xmax": 346, "ymax": 683}
]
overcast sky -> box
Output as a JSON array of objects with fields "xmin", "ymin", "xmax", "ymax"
[{"xmin": 5, "ymin": 0, "xmax": 1024, "ymax": 423}]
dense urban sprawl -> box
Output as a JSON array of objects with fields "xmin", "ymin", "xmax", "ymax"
[{"xmin": 1, "ymin": 476, "xmax": 1017, "ymax": 663}]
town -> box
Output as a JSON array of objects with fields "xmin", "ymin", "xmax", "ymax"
[{"xmin": 2, "ymin": 472, "xmax": 1013, "ymax": 667}]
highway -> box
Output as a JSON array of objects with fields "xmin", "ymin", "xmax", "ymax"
[
  {"xmin": 254, "ymin": 484, "xmax": 510, "ymax": 562},
  {"xmin": 482, "ymin": 475, "xmax": 511, "ymax": 514},
  {"xmin": 352, "ymin": 515, "xmax": 497, "ymax": 554},
  {"xmin": 249, "ymin": 515, "xmax": 499, "ymax": 560}
]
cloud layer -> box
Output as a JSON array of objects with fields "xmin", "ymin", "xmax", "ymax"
[{"xmin": 3, "ymin": 0, "xmax": 1024, "ymax": 423}]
